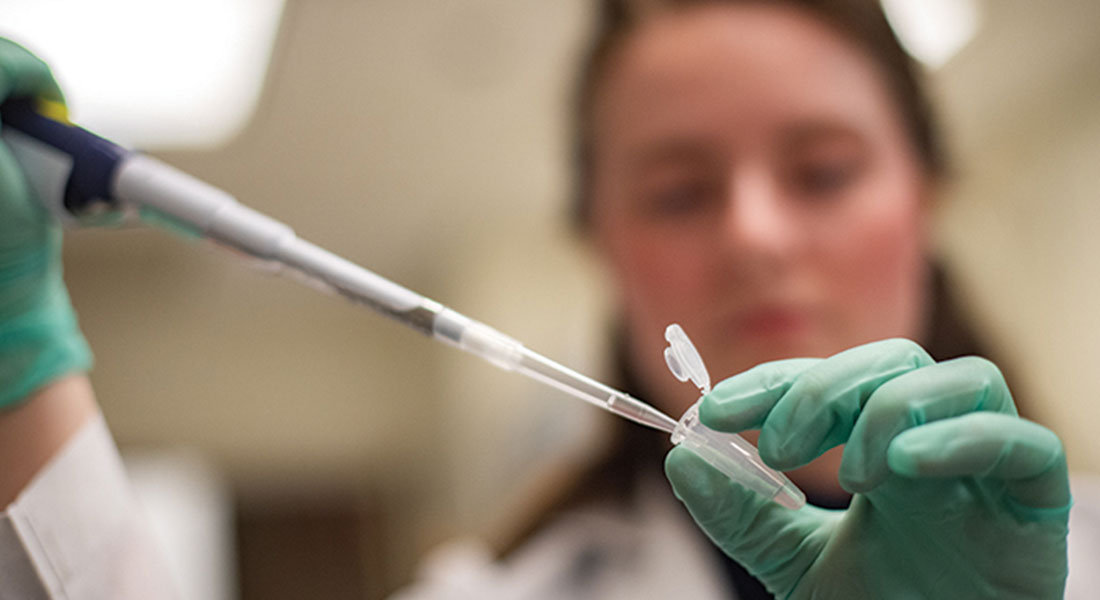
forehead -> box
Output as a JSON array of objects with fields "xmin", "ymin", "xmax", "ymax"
[{"xmin": 592, "ymin": 4, "xmax": 901, "ymax": 156}]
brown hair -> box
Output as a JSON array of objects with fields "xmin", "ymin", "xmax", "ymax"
[{"xmin": 571, "ymin": 0, "xmax": 948, "ymax": 227}]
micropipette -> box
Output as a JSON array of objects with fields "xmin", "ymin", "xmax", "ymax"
[
  {"xmin": 1, "ymin": 98, "xmax": 802, "ymax": 508},
  {"xmin": 0, "ymin": 98, "xmax": 675, "ymax": 434}
]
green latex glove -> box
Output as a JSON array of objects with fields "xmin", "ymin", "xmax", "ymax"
[
  {"xmin": 665, "ymin": 339, "xmax": 1070, "ymax": 599},
  {"xmin": 0, "ymin": 38, "xmax": 92, "ymax": 407}
]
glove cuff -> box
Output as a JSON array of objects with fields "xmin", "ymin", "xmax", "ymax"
[{"xmin": 0, "ymin": 287, "xmax": 93, "ymax": 408}]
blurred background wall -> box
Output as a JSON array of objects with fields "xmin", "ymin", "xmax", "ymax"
[{"xmin": 3, "ymin": 0, "xmax": 1098, "ymax": 597}]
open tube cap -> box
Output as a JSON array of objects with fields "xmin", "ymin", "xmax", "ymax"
[
  {"xmin": 663, "ymin": 323, "xmax": 805, "ymax": 509},
  {"xmin": 664, "ymin": 324, "xmax": 710, "ymax": 393}
]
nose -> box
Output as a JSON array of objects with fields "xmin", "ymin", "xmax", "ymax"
[{"xmin": 720, "ymin": 166, "xmax": 800, "ymax": 261}]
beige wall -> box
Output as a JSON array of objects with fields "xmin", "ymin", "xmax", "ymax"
[
  {"xmin": 56, "ymin": 0, "xmax": 1100, "ymax": 587},
  {"xmin": 933, "ymin": 0, "xmax": 1100, "ymax": 472}
]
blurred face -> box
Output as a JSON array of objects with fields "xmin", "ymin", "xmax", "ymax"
[{"xmin": 589, "ymin": 4, "xmax": 932, "ymax": 414}]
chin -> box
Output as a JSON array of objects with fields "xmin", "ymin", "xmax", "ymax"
[{"xmin": 711, "ymin": 335, "xmax": 833, "ymax": 376}]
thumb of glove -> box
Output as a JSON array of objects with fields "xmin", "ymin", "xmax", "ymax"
[{"xmin": 666, "ymin": 446, "xmax": 835, "ymax": 596}]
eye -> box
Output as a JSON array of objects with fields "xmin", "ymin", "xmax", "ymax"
[
  {"xmin": 789, "ymin": 158, "xmax": 863, "ymax": 196},
  {"xmin": 642, "ymin": 179, "xmax": 721, "ymax": 218}
]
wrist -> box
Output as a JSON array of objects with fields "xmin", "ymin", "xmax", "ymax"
[{"xmin": 0, "ymin": 374, "xmax": 98, "ymax": 505}]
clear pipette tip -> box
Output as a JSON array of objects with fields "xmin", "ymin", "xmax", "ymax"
[
  {"xmin": 510, "ymin": 344, "xmax": 678, "ymax": 433},
  {"xmin": 606, "ymin": 391, "xmax": 678, "ymax": 433},
  {"xmin": 429, "ymin": 312, "xmax": 803, "ymax": 508}
]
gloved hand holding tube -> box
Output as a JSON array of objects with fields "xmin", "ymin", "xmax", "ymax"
[{"xmin": 665, "ymin": 338, "xmax": 1071, "ymax": 599}]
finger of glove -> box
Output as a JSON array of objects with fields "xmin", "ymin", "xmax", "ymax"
[
  {"xmin": 839, "ymin": 356, "xmax": 1017, "ymax": 493},
  {"xmin": 699, "ymin": 358, "xmax": 820, "ymax": 432},
  {"xmin": 729, "ymin": 339, "xmax": 935, "ymax": 470},
  {"xmin": 0, "ymin": 38, "xmax": 64, "ymax": 103},
  {"xmin": 0, "ymin": 39, "xmax": 63, "ymax": 233},
  {"xmin": 888, "ymin": 412, "xmax": 1071, "ymax": 512},
  {"xmin": 0, "ymin": 132, "xmax": 56, "ymax": 280},
  {"xmin": 665, "ymin": 446, "xmax": 831, "ymax": 595}
]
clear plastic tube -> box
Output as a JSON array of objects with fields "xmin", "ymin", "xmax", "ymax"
[
  {"xmin": 664, "ymin": 324, "xmax": 805, "ymax": 509},
  {"xmin": 672, "ymin": 402, "xmax": 805, "ymax": 509}
]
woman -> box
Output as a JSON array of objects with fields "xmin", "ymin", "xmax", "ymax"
[
  {"xmin": 0, "ymin": 1, "xmax": 1087, "ymax": 598},
  {"xmin": 395, "ymin": 0, "xmax": 1084, "ymax": 598}
]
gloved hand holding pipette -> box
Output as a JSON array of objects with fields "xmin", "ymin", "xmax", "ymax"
[
  {"xmin": 0, "ymin": 38, "xmax": 92, "ymax": 409},
  {"xmin": 665, "ymin": 338, "xmax": 1071, "ymax": 599}
]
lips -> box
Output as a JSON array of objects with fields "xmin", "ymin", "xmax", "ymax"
[{"xmin": 729, "ymin": 306, "xmax": 813, "ymax": 339}]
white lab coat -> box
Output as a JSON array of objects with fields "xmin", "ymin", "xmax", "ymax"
[
  {"xmin": 0, "ymin": 415, "xmax": 177, "ymax": 600},
  {"xmin": 2, "ymin": 417, "xmax": 1099, "ymax": 599},
  {"xmin": 390, "ymin": 477, "xmax": 734, "ymax": 600},
  {"xmin": 394, "ymin": 477, "xmax": 1100, "ymax": 600}
]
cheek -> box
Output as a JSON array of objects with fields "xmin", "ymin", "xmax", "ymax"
[
  {"xmin": 818, "ymin": 193, "xmax": 927, "ymax": 340},
  {"xmin": 597, "ymin": 225, "xmax": 720, "ymax": 415},
  {"xmin": 602, "ymin": 229, "xmax": 714, "ymax": 319}
]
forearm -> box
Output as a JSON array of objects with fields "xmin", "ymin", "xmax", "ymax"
[{"xmin": 0, "ymin": 374, "xmax": 98, "ymax": 506}]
